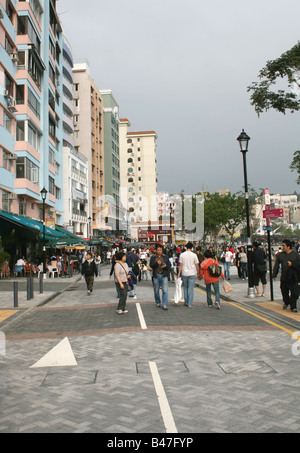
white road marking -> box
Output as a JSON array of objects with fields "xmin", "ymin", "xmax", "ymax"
[
  {"xmin": 149, "ymin": 361, "xmax": 178, "ymax": 433},
  {"xmin": 30, "ymin": 337, "xmax": 77, "ymax": 368},
  {"xmin": 136, "ymin": 303, "xmax": 147, "ymax": 330}
]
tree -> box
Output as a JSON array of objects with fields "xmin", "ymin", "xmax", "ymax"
[
  {"xmin": 247, "ymin": 41, "xmax": 300, "ymax": 116},
  {"xmin": 290, "ymin": 150, "xmax": 300, "ymax": 184}
]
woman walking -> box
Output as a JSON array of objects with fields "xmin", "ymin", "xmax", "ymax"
[
  {"xmin": 199, "ymin": 250, "xmax": 225, "ymax": 309},
  {"xmin": 114, "ymin": 252, "xmax": 130, "ymax": 314}
]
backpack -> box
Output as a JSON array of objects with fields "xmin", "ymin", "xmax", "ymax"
[{"xmin": 208, "ymin": 260, "xmax": 222, "ymax": 277}]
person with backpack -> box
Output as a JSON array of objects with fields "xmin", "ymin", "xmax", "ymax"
[
  {"xmin": 81, "ymin": 251, "xmax": 98, "ymax": 295},
  {"xmin": 199, "ymin": 250, "xmax": 225, "ymax": 309}
]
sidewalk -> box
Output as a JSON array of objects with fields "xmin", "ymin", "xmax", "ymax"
[
  {"xmin": 0, "ymin": 274, "xmax": 82, "ymax": 311},
  {"xmin": 196, "ymin": 265, "xmax": 300, "ymax": 330}
]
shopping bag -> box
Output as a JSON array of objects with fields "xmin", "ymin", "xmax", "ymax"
[
  {"xmin": 223, "ymin": 280, "xmax": 232, "ymax": 293},
  {"xmin": 173, "ymin": 277, "xmax": 183, "ymax": 303}
]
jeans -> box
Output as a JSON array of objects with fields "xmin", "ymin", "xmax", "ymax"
[
  {"xmin": 153, "ymin": 274, "xmax": 168, "ymax": 307},
  {"xmin": 224, "ymin": 262, "xmax": 231, "ymax": 279},
  {"xmin": 116, "ymin": 282, "xmax": 128, "ymax": 311},
  {"xmin": 96, "ymin": 263, "xmax": 101, "ymax": 276},
  {"xmin": 206, "ymin": 282, "xmax": 220, "ymax": 306},
  {"xmin": 240, "ymin": 262, "xmax": 247, "ymax": 279},
  {"xmin": 181, "ymin": 275, "xmax": 196, "ymax": 307}
]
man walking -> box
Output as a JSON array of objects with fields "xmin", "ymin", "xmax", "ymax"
[
  {"xmin": 150, "ymin": 244, "xmax": 171, "ymax": 310},
  {"xmin": 81, "ymin": 251, "xmax": 98, "ymax": 295},
  {"xmin": 177, "ymin": 242, "xmax": 200, "ymax": 307},
  {"xmin": 273, "ymin": 239, "xmax": 300, "ymax": 312}
]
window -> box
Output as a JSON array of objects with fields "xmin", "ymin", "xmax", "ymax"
[
  {"xmin": 127, "ymin": 139, "xmax": 132, "ymax": 143},
  {"xmin": 49, "ymin": 116, "xmax": 56, "ymax": 140},
  {"xmin": 2, "ymin": 192, "xmax": 9, "ymax": 212},
  {"xmin": 28, "ymin": 123, "xmax": 40, "ymax": 151},
  {"xmin": 128, "ymin": 168, "xmax": 133, "ymax": 173},
  {"xmin": 49, "ymin": 148, "xmax": 55, "ymax": 166},
  {"xmin": 3, "ymin": 111, "xmax": 13, "ymax": 134},
  {"xmin": 128, "ymin": 158, "xmax": 133, "ymax": 163},
  {"xmin": 16, "ymin": 85, "xmax": 24, "ymax": 105},
  {"xmin": 128, "ymin": 178, "xmax": 133, "ymax": 183},
  {"xmin": 16, "ymin": 121, "xmax": 25, "ymax": 141},
  {"xmin": 16, "ymin": 157, "xmax": 39, "ymax": 185},
  {"xmin": 127, "ymin": 148, "xmax": 133, "ymax": 153},
  {"xmin": 28, "ymin": 87, "xmax": 41, "ymax": 119},
  {"xmin": 49, "ymin": 176, "xmax": 55, "ymax": 195}
]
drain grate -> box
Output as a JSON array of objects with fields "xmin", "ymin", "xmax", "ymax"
[
  {"xmin": 217, "ymin": 360, "xmax": 277, "ymax": 375},
  {"xmin": 41, "ymin": 369, "xmax": 98, "ymax": 386},
  {"xmin": 136, "ymin": 361, "xmax": 189, "ymax": 374}
]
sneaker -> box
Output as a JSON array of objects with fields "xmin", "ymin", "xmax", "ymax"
[
  {"xmin": 116, "ymin": 310, "xmax": 123, "ymax": 314},
  {"xmin": 162, "ymin": 306, "xmax": 168, "ymax": 310},
  {"xmin": 156, "ymin": 304, "xmax": 161, "ymax": 308},
  {"xmin": 215, "ymin": 302, "xmax": 220, "ymax": 309},
  {"xmin": 291, "ymin": 308, "xmax": 298, "ymax": 313},
  {"xmin": 283, "ymin": 304, "xmax": 288, "ymax": 310},
  {"xmin": 122, "ymin": 309, "xmax": 129, "ymax": 314},
  {"xmin": 207, "ymin": 304, "xmax": 213, "ymax": 308},
  {"xmin": 87, "ymin": 290, "xmax": 91, "ymax": 296},
  {"xmin": 133, "ymin": 295, "xmax": 137, "ymax": 300}
]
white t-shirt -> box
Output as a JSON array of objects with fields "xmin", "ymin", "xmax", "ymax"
[
  {"xmin": 225, "ymin": 251, "xmax": 233, "ymax": 262},
  {"xmin": 179, "ymin": 251, "xmax": 199, "ymax": 276}
]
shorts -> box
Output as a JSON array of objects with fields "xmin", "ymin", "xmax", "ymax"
[{"xmin": 254, "ymin": 270, "xmax": 267, "ymax": 286}]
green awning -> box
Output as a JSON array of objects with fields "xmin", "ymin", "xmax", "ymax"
[
  {"xmin": 0, "ymin": 211, "xmax": 67, "ymax": 240},
  {"xmin": 55, "ymin": 225, "xmax": 87, "ymax": 245}
]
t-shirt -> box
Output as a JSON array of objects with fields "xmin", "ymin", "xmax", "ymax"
[
  {"xmin": 225, "ymin": 251, "xmax": 233, "ymax": 262},
  {"xmin": 179, "ymin": 251, "xmax": 199, "ymax": 276}
]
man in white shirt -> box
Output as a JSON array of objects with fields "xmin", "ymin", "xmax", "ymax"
[{"xmin": 178, "ymin": 243, "xmax": 200, "ymax": 307}]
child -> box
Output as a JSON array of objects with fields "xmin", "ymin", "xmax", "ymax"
[{"xmin": 81, "ymin": 251, "xmax": 98, "ymax": 295}]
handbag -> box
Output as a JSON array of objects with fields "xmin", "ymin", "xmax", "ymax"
[{"xmin": 208, "ymin": 260, "xmax": 222, "ymax": 277}]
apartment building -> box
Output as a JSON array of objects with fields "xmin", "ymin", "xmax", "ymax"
[
  {"xmin": 0, "ymin": 0, "xmax": 18, "ymax": 212},
  {"xmin": 0, "ymin": 0, "xmax": 64, "ymax": 223},
  {"xmin": 62, "ymin": 38, "xmax": 89, "ymax": 236},
  {"xmin": 72, "ymin": 62, "xmax": 105, "ymax": 236},
  {"xmin": 13, "ymin": 0, "xmax": 63, "ymax": 223},
  {"xmin": 100, "ymin": 89, "xmax": 124, "ymax": 234},
  {"xmin": 119, "ymin": 118, "xmax": 158, "ymax": 226}
]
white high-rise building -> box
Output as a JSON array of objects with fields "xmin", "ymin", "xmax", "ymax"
[{"xmin": 119, "ymin": 118, "xmax": 158, "ymax": 226}]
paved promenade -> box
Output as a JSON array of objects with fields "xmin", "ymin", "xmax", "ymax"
[{"xmin": 0, "ymin": 264, "xmax": 300, "ymax": 434}]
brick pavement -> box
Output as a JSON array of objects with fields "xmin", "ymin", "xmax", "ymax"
[{"xmin": 1, "ymin": 265, "xmax": 300, "ymax": 433}]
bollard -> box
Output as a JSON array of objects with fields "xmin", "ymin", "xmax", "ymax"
[
  {"xmin": 39, "ymin": 272, "xmax": 43, "ymax": 294},
  {"xmin": 30, "ymin": 276, "xmax": 34, "ymax": 299},
  {"xmin": 13, "ymin": 281, "xmax": 18, "ymax": 308},
  {"xmin": 68, "ymin": 265, "xmax": 72, "ymax": 278},
  {"xmin": 27, "ymin": 276, "xmax": 31, "ymax": 300}
]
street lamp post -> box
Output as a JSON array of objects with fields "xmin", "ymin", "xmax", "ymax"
[
  {"xmin": 88, "ymin": 216, "xmax": 92, "ymax": 250},
  {"xmin": 237, "ymin": 129, "xmax": 255, "ymax": 298},
  {"xmin": 40, "ymin": 187, "xmax": 48, "ymax": 278}
]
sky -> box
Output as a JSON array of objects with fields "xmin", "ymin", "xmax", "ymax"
[{"xmin": 57, "ymin": 0, "xmax": 300, "ymax": 196}]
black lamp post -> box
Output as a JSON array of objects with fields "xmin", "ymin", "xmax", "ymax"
[
  {"xmin": 237, "ymin": 130, "xmax": 255, "ymax": 298},
  {"xmin": 40, "ymin": 187, "xmax": 48, "ymax": 276},
  {"xmin": 88, "ymin": 216, "xmax": 92, "ymax": 250}
]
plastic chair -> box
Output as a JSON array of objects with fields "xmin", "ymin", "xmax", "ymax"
[{"xmin": 48, "ymin": 265, "xmax": 58, "ymax": 278}]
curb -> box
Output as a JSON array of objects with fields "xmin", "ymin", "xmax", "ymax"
[{"xmin": 195, "ymin": 282, "xmax": 300, "ymax": 331}]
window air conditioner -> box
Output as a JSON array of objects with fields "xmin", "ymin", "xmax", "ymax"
[{"xmin": 8, "ymin": 193, "xmax": 18, "ymax": 200}]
